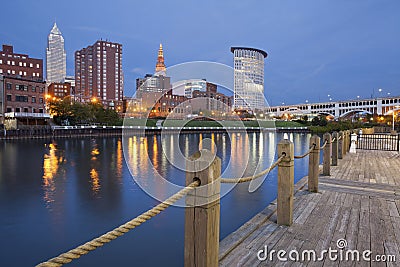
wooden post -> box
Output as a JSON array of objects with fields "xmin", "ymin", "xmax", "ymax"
[
  {"xmin": 347, "ymin": 131, "xmax": 351, "ymax": 152},
  {"xmin": 343, "ymin": 131, "xmax": 348, "ymax": 156},
  {"xmin": 185, "ymin": 149, "xmax": 221, "ymax": 267},
  {"xmin": 323, "ymin": 132, "xmax": 332, "ymax": 176},
  {"xmin": 308, "ymin": 135, "xmax": 320, "ymax": 193},
  {"xmin": 277, "ymin": 139, "xmax": 294, "ymax": 226},
  {"xmin": 338, "ymin": 131, "xmax": 344, "ymax": 159},
  {"xmin": 332, "ymin": 132, "xmax": 338, "ymax": 166}
]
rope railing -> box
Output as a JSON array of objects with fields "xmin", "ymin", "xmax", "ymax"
[
  {"xmin": 220, "ymin": 154, "xmax": 285, "ymax": 184},
  {"xmin": 294, "ymin": 144, "xmax": 316, "ymax": 159},
  {"xmin": 338, "ymin": 135, "xmax": 342, "ymax": 140},
  {"xmin": 36, "ymin": 180, "xmax": 201, "ymax": 267},
  {"xmin": 320, "ymin": 140, "xmax": 328, "ymax": 150},
  {"xmin": 331, "ymin": 138, "xmax": 336, "ymax": 143}
]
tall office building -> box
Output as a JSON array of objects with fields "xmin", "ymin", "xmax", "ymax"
[
  {"xmin": 75, "ymin": 40, "xmax": 123, "ymax": 110},
  {"xmin": 231, "ymin": 47, "xmax": 267, "ymax": 111},
  {"xmin": 136, "ymin": 74, "xmax": 171, "ymax": 98},
  {"xmin": 136, "ymin": 44, "xmax": 170, "ymax": 98},
  {"xmin": 46, "ymin": 23, "xmax": 66, "ymax": 83}
]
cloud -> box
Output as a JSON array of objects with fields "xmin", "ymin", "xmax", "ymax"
[{"xmin": 131, "ymin": 67, "xmax": 145, "ymax": 75}]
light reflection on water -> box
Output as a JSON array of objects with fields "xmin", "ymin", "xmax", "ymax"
[{"xmin": 0, "ymin": 132, "xmax": 312, "ymax": 267}]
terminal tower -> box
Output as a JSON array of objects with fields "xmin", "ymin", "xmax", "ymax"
[{"xmin": 155, "ymin": 43, "xmax": 166, "ymax": 76}]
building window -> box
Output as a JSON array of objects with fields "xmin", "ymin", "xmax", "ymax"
[
  {"xmin": 0, "ymin": 69, "xmax": 2, "ymax": 74},
  {"xmin": 6, "ymin": 107, "xmax": 12, "ymax": 112},
  {"xmin": 6, "ymin": 83, "xmax": 12, "ymax": 90},
  {"xmin": 39, "ymin": 98, "xmax": 44, "ymax": 103},
  {"xmin": 15, "ymin": 95, "xmax": 28, "ymax": 102},
  {"xmin": 23, "ymin": 107, "xmax": 29, "ymax": 113},
  {"xmin": 30, "ymin": 63, "xmax": 33, "ymax": 68},
  {"xmin": 32, "ymin": 96, "xmax": 36, "ymax": 103},
  {"xmin": 32, "ymin": 86, "xmax": 36, "ymax": 92},
  {"xmin": 6, "ymin": 95, "xmax": 11, "ymax": 101},
  {"xmin": 0, "ymin": 59, "xmax": 2, "ymax": 64},
  {"xmin": 15, "ymin": 107, "xmax": 20, "ymax": 112},
  {"xmin": 36, "ymin": 64, "xmax": 39, "ymax": 68},
  {"xmin": 39, "ymin": 87, "xmax": 44, "ymax": 93}
]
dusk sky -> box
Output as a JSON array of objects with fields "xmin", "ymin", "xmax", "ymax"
[{"xmin": 1, "ymin": 0, "xmax": 399, "ymax": 105}]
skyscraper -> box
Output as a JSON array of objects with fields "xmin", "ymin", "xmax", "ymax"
[
  {"xmin": 231, "ymin": 47, "xmax": 267, "ymax": 111},
  {"xmin": 75, "ymin": 40, "xmax": 123, "ymax": 110},
  {"xmin": 46, "ymin": 22, "xmax": 66, "ymax": 83},
  {"xmin": 136, "ymin": 44, "xmax": 170, "ymax": 98},
  {"xmin": 155, "ymin": 43, "xmax": 166, "ymax": 76}
]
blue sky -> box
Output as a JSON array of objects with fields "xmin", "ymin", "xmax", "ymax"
[{"xmin": 0, "ymin": 0, "xmax": 399, "ymax": 105}]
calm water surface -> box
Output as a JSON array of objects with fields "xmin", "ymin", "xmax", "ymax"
[{"xmin": 0, "ymin": 132, "xmax": 312, "ymax": 266}]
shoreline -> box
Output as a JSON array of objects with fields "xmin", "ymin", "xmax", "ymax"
[{"xmin": 0, "ymin": 126, "xmax": 310, "ymax": 140}]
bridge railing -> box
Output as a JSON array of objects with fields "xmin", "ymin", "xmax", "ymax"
[{"xmin": 36, "ymin": 130, "xmax": 353, "ymax": 267}]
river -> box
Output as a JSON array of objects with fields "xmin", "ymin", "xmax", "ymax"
[{"xmin": 0, "ymin": 132, "xmax": 313, "ymax": 266}]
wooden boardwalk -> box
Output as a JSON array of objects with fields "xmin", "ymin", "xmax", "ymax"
[{"xmin": 219, "ymin": 150, "xmax": 400, "ymax": 266}]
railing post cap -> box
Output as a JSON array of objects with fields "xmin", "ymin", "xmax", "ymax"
[{"xmin": 278, "ymin": 138, "xmax": 293, "ymax": 145}]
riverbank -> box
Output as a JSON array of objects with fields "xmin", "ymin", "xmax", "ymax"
[{"xmin": 0, "ymin": 125, "xmax": 311, "ymax": 140}]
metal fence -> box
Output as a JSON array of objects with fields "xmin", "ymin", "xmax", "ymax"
[{"xmin": 357, "ymin": 134, "xmax": 399, "ymax": 151}]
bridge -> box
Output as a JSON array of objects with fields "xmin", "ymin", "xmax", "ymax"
[{"xmin": 268, "ymin": 95, "xmax": 400, "ymax": 119}]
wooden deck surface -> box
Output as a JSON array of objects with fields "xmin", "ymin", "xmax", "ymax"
[{"xmin": 219, "ymin": 150, "xmax": 400, "ymax": 266}]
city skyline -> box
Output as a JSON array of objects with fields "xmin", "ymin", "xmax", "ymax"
[{"xmin": 0, "ymin": 0, "xmax": 399, "ymax": 106}]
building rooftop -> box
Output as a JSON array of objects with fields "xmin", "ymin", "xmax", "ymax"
[{"xmin": 230, "ymin": 46, "xmax": 268, "ymax": 58}]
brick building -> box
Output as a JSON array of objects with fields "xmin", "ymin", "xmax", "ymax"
[
  {"xmin": 142, "ymin": 90, "xmax": 187, "ymax": 118},
  {"xmin": 75, "ymin": 40, "xmax": 123, "ymax": 111},
  {"xmin": 47, "ymin": 82, "xmax": 71, "ymax": 99},
  {"xmin": 0, "ymin": 45, "xmax": 43, "ymax": 81},
  {"xmin": 0, "ymin": 45, "xmax": 49, "ymax": 129},
  {"xmin": 188, "ymin": 82, "xmax": 233, "ymax": 115}
]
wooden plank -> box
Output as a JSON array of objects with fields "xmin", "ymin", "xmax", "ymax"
[
  {"xmin": 369, "ymin": 198, "xmax": 387, "ymax": 267},
  {"xmin": 219, "ymin": 149, "xmax": 400, "ymax": 266}
]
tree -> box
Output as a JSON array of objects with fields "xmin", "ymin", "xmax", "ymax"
[
  {"xmin": 300, "ymin": 115, "xmax": 309, "ymax": 125},
  {"xmin": 48, "ymin": 98, "xmax": 122, "ymax": 126},
  {"xmin": 311, "ymin": 116, "xmax": 320, "ymax": 126}
]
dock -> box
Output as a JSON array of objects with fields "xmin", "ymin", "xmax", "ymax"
[{"xmin": 219, "ymin": 150, "xmax": 400, "ymax": 266}]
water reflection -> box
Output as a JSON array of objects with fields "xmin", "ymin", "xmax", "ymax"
[{"xmin": 42, "ymin": 142, "xmax": 65, "ymax": 205}]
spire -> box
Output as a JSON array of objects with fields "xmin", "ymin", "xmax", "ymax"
[
  {"xmin": 155, "ymin": 43, "xmax": 166, "ymax": 75},
  {"xmin": 50, "ymin": 22, "xmax": 62, "ymax": 35}
]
